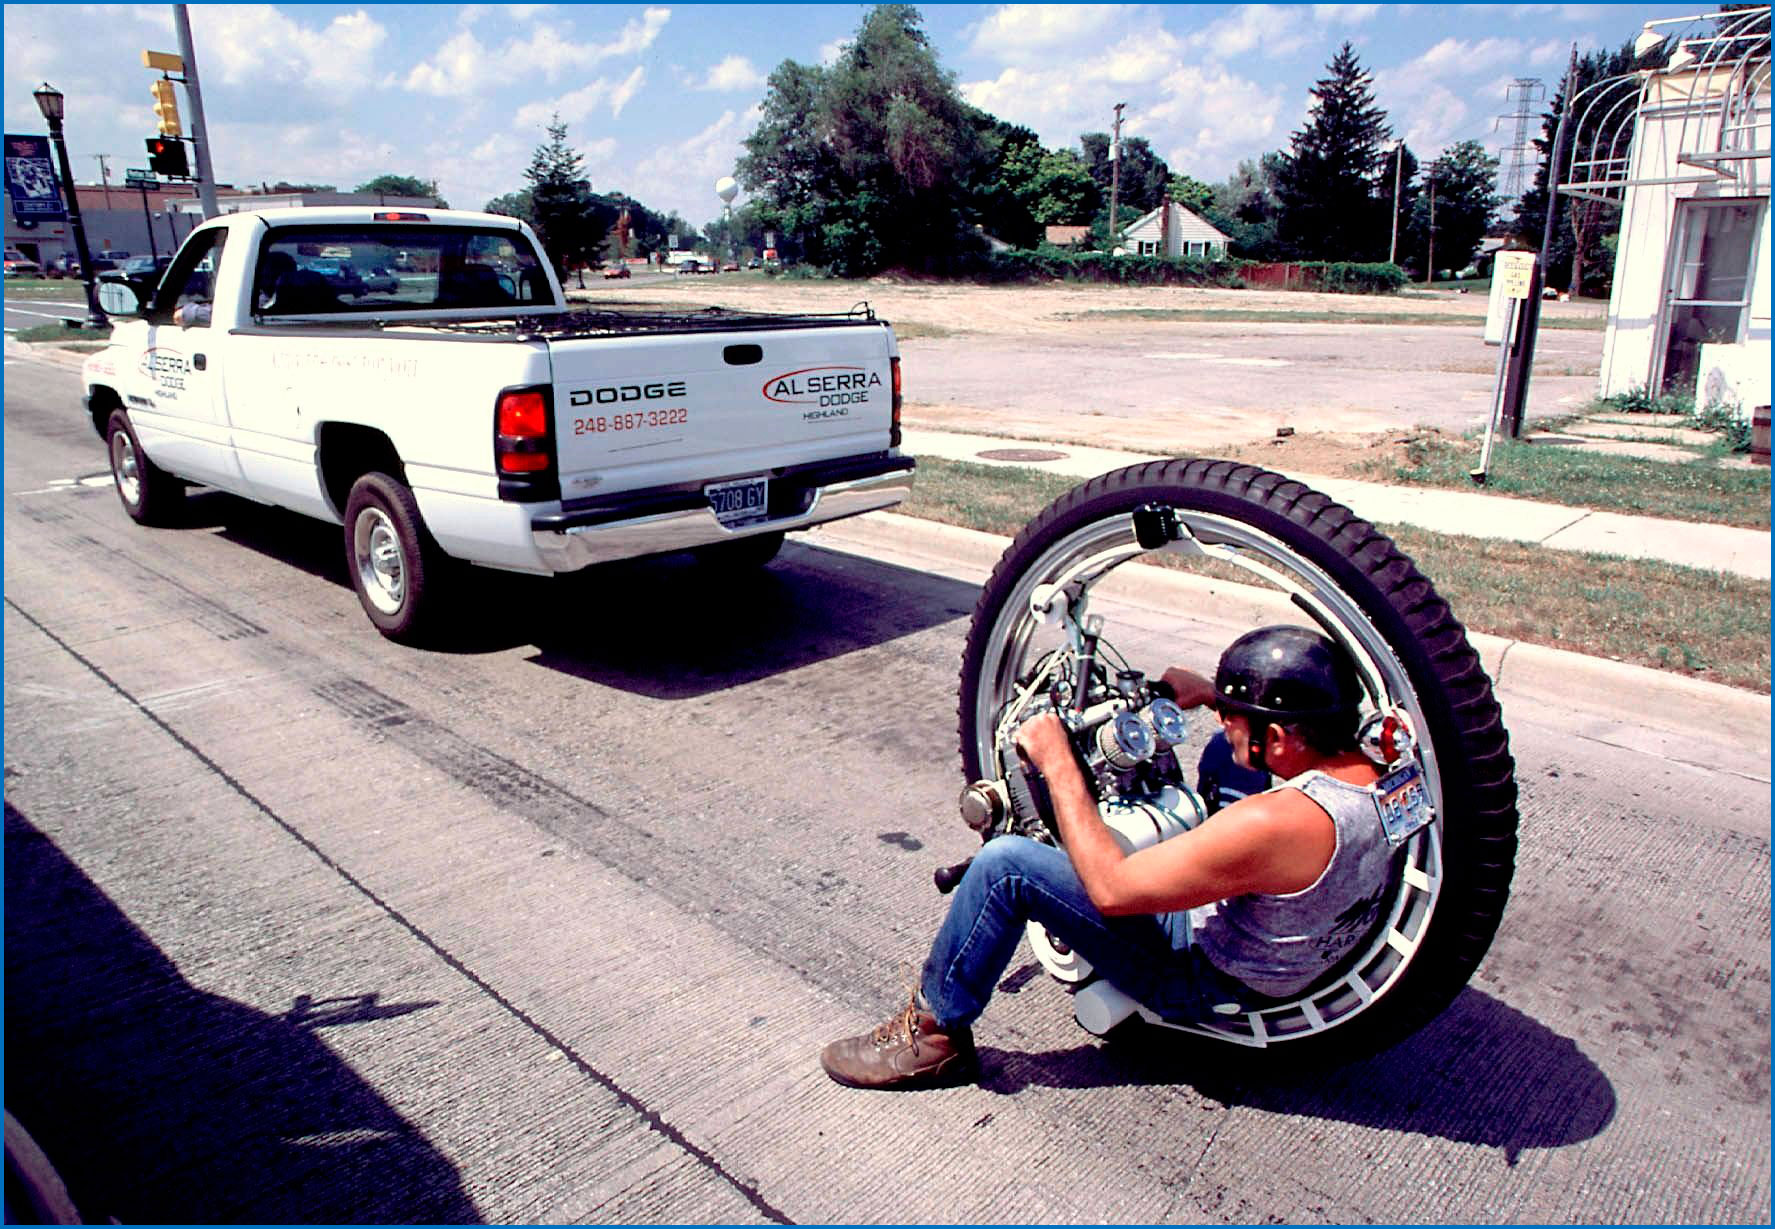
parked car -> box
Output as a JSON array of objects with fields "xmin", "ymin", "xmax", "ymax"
[
  {"xmin": 115, "ymin": 254, "xmax": 174, "ymax": 292},
  {"xmin": 4, "ymin": 250, "xmax": 42, "ymax": 278},
  {"xmin": 300, "ymin": 257, "xmax": 367, "ymax": 296},
  {"xmin": 602, "ymin": 264, "xmax": 631, "ymax": 279},
  {"xmin": 745, "ymin": 258, "xmax": 762, "ymax": 269},
  {"xmin": 360, "ymin": 266, "xmax": 400, "ymax": 293}
]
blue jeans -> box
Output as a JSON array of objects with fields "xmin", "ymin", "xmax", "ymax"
[{"xmin": 919, "ymin": 835, "xmax": 1247, "ymax": 1029}]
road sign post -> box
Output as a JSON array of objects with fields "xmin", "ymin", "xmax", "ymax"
[{"xmin": 1472, "ymin": 251, "xmax": 1537, "ymax": 485}]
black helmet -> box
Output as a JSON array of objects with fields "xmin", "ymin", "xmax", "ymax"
[{"xmin": 1213, "ymin": 626, "xmax": 1363, "ymax": 727}]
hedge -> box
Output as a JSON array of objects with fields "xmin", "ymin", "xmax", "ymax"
[{"xmin": 979, "ymin": 248, "xmax": 1245, "ymax": 287}]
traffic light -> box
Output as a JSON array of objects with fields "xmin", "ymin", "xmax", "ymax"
[
  {"xmin": 150, "ymin": 78, "xmax": 182, "ymax": 136},
  {"xmin": 145, "ymin": 136, "xmax": 188, "ymax": 178}
]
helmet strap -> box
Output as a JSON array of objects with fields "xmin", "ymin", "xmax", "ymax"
[{"xmin": 1246, "ymin": 719, "xmax": 1272, "ymax": 772}]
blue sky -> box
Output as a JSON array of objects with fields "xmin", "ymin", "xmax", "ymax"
[{"xmin": 3, "ymin": 3, "xmax": 1704, "ymax": 226}]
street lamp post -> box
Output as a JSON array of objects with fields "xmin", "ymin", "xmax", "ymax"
[{"xmin": 32, "ymin": 82, "xmax": 107, "ymax": 330}]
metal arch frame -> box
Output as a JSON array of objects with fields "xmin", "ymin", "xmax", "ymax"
[{"xmin": 1558, "ymin": 6, "xmax": 1771, "ymax": 204}]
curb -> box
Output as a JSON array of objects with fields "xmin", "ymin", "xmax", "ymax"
[{"xmin": 811, "ymin": 511, "xmax": 1771, "ymax": 782}]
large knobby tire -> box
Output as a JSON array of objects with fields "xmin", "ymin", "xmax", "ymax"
[
  {"xmin": 957, "ymin": 458, "xmax": 1518, "ymax": 1064},
  {"xmin": 343, "ymin": 471, "xmax": 450, "ymax": 643},
  {"xmin": 106, "ymin": 408, "xmax": 183, "ymax": 526}
]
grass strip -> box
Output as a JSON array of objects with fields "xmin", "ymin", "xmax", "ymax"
[
  {"xmin": 903, "ymin": 456, "xmax": 1770, "ymax": 693},
  {"xmin": 3, "ymin": 278, "xmax": 91, "ymax": 301},
  {"xmin": 1349, "ymin": 431, "xmax": 1769, "ymax": 530},
  {"xmin": 1068, "ymin": 307, "xmax": 1605, "ymax": 331},
  {"xmin": 12, "ymin": 322, "xmax": 110, "ymax": 344}
]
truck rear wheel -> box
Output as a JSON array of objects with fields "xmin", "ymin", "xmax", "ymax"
[
  {"xmin": 106, "ymin": 409, "xmax": 183, "ymax": 526},
  {"xmin": 344, "ymin": 471, "xmax": 448, "ymax": 642}
]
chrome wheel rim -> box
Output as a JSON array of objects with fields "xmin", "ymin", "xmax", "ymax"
[
  {"xmin": 110, "ymin": 429, "xmax": 141, "ymax": 508},
  {"xmin": 968, "ymin": 506, "xmax": 1444, "ymax": 1048},
  {"xmin": 353, "ymin": 507, "xmax": 406, "ymax": 615}
]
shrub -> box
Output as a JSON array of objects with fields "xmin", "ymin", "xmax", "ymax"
[{"xmin": 979, "ymin": 248, "xmax": 1243, "ymax": 287}]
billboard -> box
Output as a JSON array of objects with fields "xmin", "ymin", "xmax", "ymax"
[{"xmin": 4, "ymin": 133, "xmax": 64, "ymax": 220}]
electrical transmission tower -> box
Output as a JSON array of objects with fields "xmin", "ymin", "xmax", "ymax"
[{"xmin": 1493, "ymin": 78, "xmax": 1545, "ymax": 202}]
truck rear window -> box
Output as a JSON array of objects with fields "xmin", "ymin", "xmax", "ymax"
[{"xmin": 254, "ymin": 225, "xmax": 550, "ymax": 316}]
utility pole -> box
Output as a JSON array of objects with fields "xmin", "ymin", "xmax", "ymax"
[
  {"xmin": 1108, "ymin": 102, "xmax": 1125, "ymax": 253},
  {"xmin": 173, "ymin": 3, "xmax": 219, "ymax": 218},
  {"xmin": 1425, "ymin": 172, "xmax": 1435, "ymax": 285},
  {"xmin": 1498, "ymin": 42, "xmax": 1580, "ymax": 438},
  {"xmin": 1388, "ymin": 141, "xmax": 1403, "ymax": 265},
  {"xmin": 93, "ymin": 154, "xmax": 112, "ymax": 208}
]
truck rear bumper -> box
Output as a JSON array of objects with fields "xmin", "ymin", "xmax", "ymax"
[{"xmin": 530, "ymin": 456, "xmax": 915, "ymax": 572}]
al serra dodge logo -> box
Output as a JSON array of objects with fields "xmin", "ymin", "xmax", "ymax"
[{"xmin": 762, "ymin": 366, "xmax": 881, "ymax": 413}]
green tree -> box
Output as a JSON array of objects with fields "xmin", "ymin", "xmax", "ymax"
[
  {"xmin": 522, "ymin": 116, "xmax": 613, "ymax": 276},
  {"xmin": 1273, "ymin": 42, "xmax": 1392, "ymax": 260},
  {"xmin": 1409, "ymin": 140, "xmax": 1499, "ymax": 276},
  {"xmin": 484, "ymin": 189, "xmax": 533, "ymax": 221},
  {"xmin": 1205, "ymin": 154, "xmax": 1284, "ymax": 258},
  {"xmin": 737, "ymin": 4, "xmax": 988, "ymax": 275},
  {"xmin": 354, "ymin": 173, "xmax": 445, "ymax": 205},
  {"xmin": 1167, "ymin": 174, "xmax": 1214, "ymax": 214}
]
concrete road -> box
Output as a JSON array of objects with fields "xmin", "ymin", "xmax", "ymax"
[{"xmin": 3, "ymin": 355, "xmax": 1767, "ymax": 1224}]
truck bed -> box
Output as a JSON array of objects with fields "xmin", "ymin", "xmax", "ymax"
[{"xmin": 418, "ymin": 302, "xmax": 890, "ymax": 340}]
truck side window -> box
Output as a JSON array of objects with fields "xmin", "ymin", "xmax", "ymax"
[{"xmin": 154, "ymin": 230, "xmax": 228, "ymax": 327}]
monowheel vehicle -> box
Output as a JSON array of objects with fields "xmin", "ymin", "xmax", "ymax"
[{"xmin": 951, "ymin": 458, "xmax": 1519, "ymax": 1062}]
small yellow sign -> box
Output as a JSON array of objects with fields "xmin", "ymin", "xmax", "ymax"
[
  {"xmin": 142, "ymin": 49, "xmax": 184, "ymax": 73},
  {"xmin": 1498, "ymin": 250, "xmax": 1536, "ymax": 300}
]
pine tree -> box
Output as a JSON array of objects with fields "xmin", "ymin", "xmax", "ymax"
[
  {"xmin": 522, "ymin": 116, "xmax": 611, "ymax": 276},
  {"xmin": 1273, "ymin": 42, "xmax": 1392, "ymax": 261}
]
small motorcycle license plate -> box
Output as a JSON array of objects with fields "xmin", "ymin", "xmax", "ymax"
[
  {"xmin": 706, "ymin": 475, "xmax": 769, "ymax": 527},
  {"xmin": 1374, "ymin": 761, "xmax": 1433, "ymax": 845}
]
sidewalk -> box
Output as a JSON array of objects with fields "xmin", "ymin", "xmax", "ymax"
[{"xmin": 902, "ymin": 427, "xmax": 1772, "ymax": 581}]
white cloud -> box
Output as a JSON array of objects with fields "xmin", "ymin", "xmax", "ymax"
[
  {"xmin": 197, "ymin": 5, "xmax": 389, "ymax": 94},
  {"xmin": 406, "ymin": 7, "xmax": 669, "ymax": 96},
  {"xmin": 404, "ymin": 30, "xmax": 488, "ymax": 96},
  {"xmin": 818, "ymin": 39, "xmax": 848, "ymax": 65},
  {"xmin": 1189, "ymin": 5, "xmax": 1315, "ymax": 59},
  {"xmin": 512, "ymin": 67, "xmax": 647, "ymax": 129},
  {"xmin": 697, "ymin": 55, "xmax": 765, "ymax": 92},
  {"xmin": 627, "ymin": 105, "xmax": 761, "ymax": 221},
  {"xmin": 968, "ymin": 5, "xmax": 1135, "ymax": 60},
  {"xmin": 1312, "ymin": 4, "xmax": 1381, "ymax": 23}
]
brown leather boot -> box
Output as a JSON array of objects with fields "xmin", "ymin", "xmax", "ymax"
[{"xmin": 820, "ymin": 994, "xmax": 978, "ymax": 1090}]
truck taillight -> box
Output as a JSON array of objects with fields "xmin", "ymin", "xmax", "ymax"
[
  {"xmin": 495, "ymin": 386, "xmax": 554, "ymax": 480},
  {"xmin": 890, "ymin": 356, "xmax": 902, "ymax": 449}
]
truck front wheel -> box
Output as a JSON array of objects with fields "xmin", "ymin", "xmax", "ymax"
[
  {"xmin": 106, "ymin": 409, "xmax": 183, "ymax": 526},
  {"xmin": 343, "ymin": 471, "xmax": 448, "ymax": 642}
]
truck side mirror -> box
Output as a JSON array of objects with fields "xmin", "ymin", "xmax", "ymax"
[{"xmin": 96, "ymin": 278, "xmax": 146, "ymax": 318}]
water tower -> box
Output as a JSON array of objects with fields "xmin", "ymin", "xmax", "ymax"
[{"xmin": 715, "ymin": 176, "xmax": 738, "ymax": 268}]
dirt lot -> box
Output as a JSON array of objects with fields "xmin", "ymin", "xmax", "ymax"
[{"xmin": 582, "ymin": 277, "xmax": 1607, "ymax": 455}]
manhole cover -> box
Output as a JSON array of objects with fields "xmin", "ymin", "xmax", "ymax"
[{"xmin": 976, "ymin": 448, "xmax": 1067, "ymax": 463}]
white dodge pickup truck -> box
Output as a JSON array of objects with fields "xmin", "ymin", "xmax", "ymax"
[{"xmin": 85, "ymin": 206, "xmax": 913, "ymax": 640}]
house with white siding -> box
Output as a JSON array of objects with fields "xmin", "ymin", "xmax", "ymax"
[
  {"xmin": 1118, "ymin": 199, "xmax": 1230, "ymax": 260},
  {"xmin": 1569, "ymin": 8, "xmax": 1770, "ymax": 412}
]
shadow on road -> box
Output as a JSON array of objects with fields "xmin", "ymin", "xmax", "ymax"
[
  {"xmin": 977, "ymin": 984, "xmax": 1615, "ymax": 1164},
  {"xmin": 3, "ymin": 802, "xmax": 480, "ymax": 1224},
  {"xmin": 525, "ymin": 542, "xmax": 980, "ymax": 698},
  {"xmin": 204, "ymin": 495, "xmax": 978, "ymax": 696}
]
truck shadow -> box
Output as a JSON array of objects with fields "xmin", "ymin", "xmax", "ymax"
[
  {"xmin": 523, "ymin": 542, "xmax": 981, "ymax": 698},
  {"xmin": 3, "ymin": 801, "xmax": 481, "ymax": 1225},
  {"xmin": 975, "ymin": 984, "xmax": 1616, "ymax": 1165},
  {"xmin": 204, "ymin": 495, "xmax": 978, "ymax": 699}
]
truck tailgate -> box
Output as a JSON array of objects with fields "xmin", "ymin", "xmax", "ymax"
[{"xmin": 549, "ymin": 323, "xmax": 896, "ymax": 498}]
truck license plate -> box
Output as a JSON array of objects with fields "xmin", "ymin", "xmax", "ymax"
[{"xmin": 706, "ymin": 476, "xmax": 769, "ymax": 527}]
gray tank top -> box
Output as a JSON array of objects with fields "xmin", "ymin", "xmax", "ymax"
[{"xmin": 1188, "ymin": 770, "xmax": 1396, "ymax": 998}]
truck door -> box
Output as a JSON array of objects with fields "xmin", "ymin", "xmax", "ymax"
[{"xmin": 134, "ymin": 228, "xmax": 244, "ymax": 493}]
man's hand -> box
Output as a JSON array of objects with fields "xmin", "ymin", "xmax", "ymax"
[
  {"xmin": 1160, "ymin": 666, "xmax": 1217, "ymax": 710},
  {"xmin": 1014, "ymin": 711, "xmax": 1077, "ymax": 781}
]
